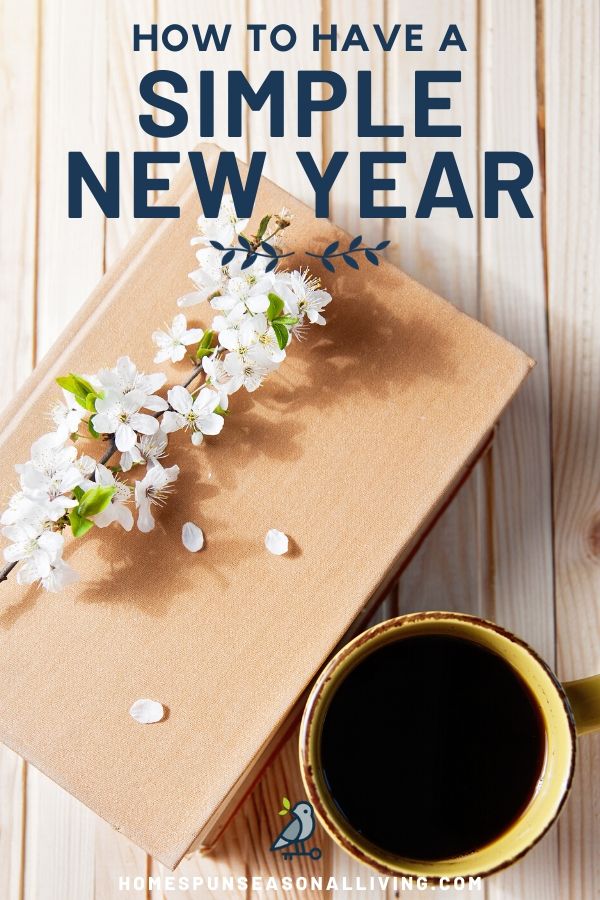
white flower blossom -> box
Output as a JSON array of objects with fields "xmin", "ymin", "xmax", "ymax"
[
  {"xmin": 2, "ymin": 522, "xmax": 64, "ymax": 584},
  {"xmin": 162, "ymin": 386, "xmax": 224, "ymax": 446},
  {"xmin": 51, "ymin": 389, "xmax": 85, "ymax": 440},
  {"xmin": 92, "ymin": 390, "xmax": 161, "ymax": 453},
  {"xmin": 152, "ymin": 314, "xmax": 204, "ymax": 364},
  {"xmin": 120, "ymin": 429, "xmax": 168, "ymax": 473},
  {"xmin": 95, "ymin": 356, "xmax": 168, "ymax": 412},
  {"xmin": 201, "ymin": 355, "xmax": 238, "ymax": 406},
  {"xmin": 245, "ymin": 313, "xmax": 287, "ymax": 363},
  {"xmin": 191, "ymin": 194, "xmax": 249, "ymax": 248},
  {"xmin": 1, "ymin": 492, "xmax": 57, "ymax": 528},
  {"xmin": 134, "ymin": 463, "xmax": 180, "ymax": 533},
  {"xmin": 281, "ymin": 270, "xmax": 332, "ymax": 327},
  {"xmin": 223, "ymin": 346, "xmax": 275, "ymax": 393},
  {"xmin": 178, "ymin": 247, "xmax": 231, "ymax": 308},
  {"xmin": 210, "ymin": 262, "xmax": 272, "ymax": 316},
  {"xmin": 15, "ymin": 433, "xmax": 83, "ymax": 516},
  {"xmin": 39, "ymin": 557, "xmax": 79, "ymax": 592}
]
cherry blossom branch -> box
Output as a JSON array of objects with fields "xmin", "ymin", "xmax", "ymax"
[
  {"xmin": 95, "ymin": 362, "xmax": 206, "ymax": 467},
  {"xmin": 1, "ymin": 197, "xmax": 333, "ymax": 592},
  {"xmin": 0, "ymin": 560, "xmax": 17, "ymax": 584},
  {"xmin": 0, "ymin": 367, "xmax": 207, "ymax": 587}
]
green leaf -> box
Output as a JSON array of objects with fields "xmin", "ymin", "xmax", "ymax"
[
  {"xmin": 78, "ymin": 485, "xmax": 115, "ymax": 518},
  {"xmin": 195, "ymin": 329, "xmax": 216, "ymax": 360},
  {"xmin": 267, "ymin": 292, "xmax": 284, "ymax": 321},
  {"xmin": 69, "ymin": 508, "xmax": 94, "ymax": 538},
  {"xmin": 71, "ymin": 374, "xmax": 96, "ymax": 395},
  {"xmin": 272, "ymin": 315, "xmax": 299, "ymax": 327},
  {"xmin": 282, "ymin": 796, "xmax": 291, "ymax": 810},
  {"xmin": 56, "ymin": 374, "xmax": 81, "ymax": 395},
  {"xmin": 85, "ymin": 392, "xmax": 99, "ymax": 412},
  {"xmin": 56, "ymin": 373, "xmax": 98, "ymax": 410},
  {"xmin": 278, "ymin": 809, "xmax": 287, "ymax": 816},
  {"xmin": 214, "ymin": 405, "xmax": 229, "ymax": 416},
  {"xmin": 199, "ymin": 329, "xmax": 215, "ymax": 349},
  {"xmin": 255, "ymin": 214, "xmax": 271, "ymax": 243},
  {"xmin": 87, "ymin": 418, "xmax": 100, "ymax": 439},
  {"xmin": 272, "ymin": 322, "xmax": 289, "ymax": 350},
  {"xmin": 73, "ymin": 486, "xmax": 85, "ymax": 502}
]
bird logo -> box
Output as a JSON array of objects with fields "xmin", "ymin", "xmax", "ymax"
[{"xmin": 270, "ymin": 797, "xmax": 322, "ymax": 861}]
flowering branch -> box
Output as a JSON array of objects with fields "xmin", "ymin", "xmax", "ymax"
[{"xmin": 0, "ymin": 197, "xmax": 333, "ymax": 592}]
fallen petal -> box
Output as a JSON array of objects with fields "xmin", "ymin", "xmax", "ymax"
[
  {"xmin": 129, "ymin": 698, "xmax": 165, "ymax": 724},
  {"xmin": 265, "ymin": 528, "xmax": 289, "ymax": 556},
  {"xmin": 182, "ymin": 521, "xmax": 204, "ymax": 552}
]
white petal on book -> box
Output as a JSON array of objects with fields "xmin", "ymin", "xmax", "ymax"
[
  {"xmin": 265, "ymin": 529, "xmax": 289, "ymax": 556},
  {"xmin": 129, "ymin": 699, "xmax": 165, "ymax": 724},
  {"xmin": 182, "ymin": 521, "xmax": 204, "ymax": 552}
]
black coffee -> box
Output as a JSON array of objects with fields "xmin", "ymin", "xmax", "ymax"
[{"xmin": 320, "ymin": 634, "xmax": 546, "ymax": 860}]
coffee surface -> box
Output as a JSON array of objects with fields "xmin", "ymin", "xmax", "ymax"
[{"xmin": 320, "ymin": 634, "xmax": 546, "ymax": 860}]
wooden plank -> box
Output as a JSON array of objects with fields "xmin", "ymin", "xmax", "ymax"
[
  {"xmin": 0, "ymin": 0, "xmax": 38, "ymax": 407},
  {"xmin": 105, "ymin": 0, "xmax": 156, "ymax": 262},
  {"xmin": 385, "ymin": 7, "xmax": 482, "ymax": 895},
  {"xmin": 155, "ymin": 0, "xmax": 247, "ymax": 184},
  {"xmin": 0, "ymin": 744, "xmax": 25, "ymax": 900},
  {"xmin": 0, "ymin": 0, "xmax": 38, "ymax": 894},
  {"xmin": 24, "ymin": 2, "xmax": 108, "ymax": 899},
  {"xmin": 92, "ymin": 3, "xmax": 158, "ymax": 896},
  {"xmin": 247, "ymin": 0, "xmax": 322, "ymax": 202},
  {"xmin": 386, "ymin": 5, "xmax": 484, "ymax": 611},
  {"xmin": 24, "ymin": 772, "xmax": 95, "ymax": 900},
  {"xmin": 325, "ymin": 0, "xmax": 387, "ymax": 246},
  {"xmin": 478, "ymin": 1, "xmax": 557, "ymax": 897},
  {"xmin": 324, "ymin": 3, "xmax": 392, "ymax": 892},
  {"xmin": 544, "ymin": 2, "xmax": 600, "ymax": 899},
  {"xmin": 35, "ymin": 0, "xmax": 108, "ymax": 355}
]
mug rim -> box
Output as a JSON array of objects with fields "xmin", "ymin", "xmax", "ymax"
[{"xmin": 299, "ymin": 611, "xmax": 577, "ymax": 881}]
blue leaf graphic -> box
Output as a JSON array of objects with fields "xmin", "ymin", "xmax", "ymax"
[
  {"xmin": 375, "ymin": 240, "xmax": 390, "ymax": 251},
  {"xmin": 261, "ymin": 241, "xmax": 276, "ymax": 256},
  {"xmin": 322, "ymin": 257, "xmax": 335, "ymax": 273},
  {"xmin": 210, "ymin": 240, "xmax": 224, "ymax": 251},
  {"xmin": 348, "ymin": 235, "xmax": 362, "ymax": 251},
  {"xmin": 265, "ymin": 258, "xmax": 278, "ymax": 272},
  {"xmin": 323, "ymin": 241, "xmax": 339, "ymax": 257},
  {"xmin": 238, "ymin": 235, "xmax": 252, "ymax": 250},
  {"xmin": 241, "ymin": 253, "xmax": 257, "ymax": 269},
  {"xmin": 222, "ymin": 249, "xmax": 235, "ymax": 265},
  {"xmin": 343, "ymin": 254, "xmax": 359, "ymax": 270},
  {"xmin": 365, "ymin": 249, "xmax": 379, "ymax": 266}
]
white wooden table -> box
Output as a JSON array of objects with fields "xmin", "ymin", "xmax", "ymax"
[{"xmin": 0, "ymin": 2, "xmax": 598, "ymax": 898}]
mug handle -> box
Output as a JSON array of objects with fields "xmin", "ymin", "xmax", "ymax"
[{"xmin": 563, "ymin": 674, "xmax": 600, "ymax": 735}]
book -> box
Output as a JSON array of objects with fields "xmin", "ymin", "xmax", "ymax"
[{"xmin": 0, "ymin": 144, "xmax": 533, "ymax": 868}]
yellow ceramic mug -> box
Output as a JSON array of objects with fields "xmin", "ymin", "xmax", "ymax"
[{"xmin": 299, "ymin": 611, "xmax": 600, "ymax": 880}]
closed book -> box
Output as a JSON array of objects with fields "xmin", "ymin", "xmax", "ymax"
[{"xmin": 0, "ymin": 144, "xmax": 532, "ymax": 868}]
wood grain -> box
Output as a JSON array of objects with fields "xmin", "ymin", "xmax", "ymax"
[
  {"xmin": 478, "ymin": 2, "xmax": 557, "ymax": 897},
  {"xmin": 386, "ymin": 3, "xmax": 485, "ymax": 620},
  {"xmin": 23, "ymin": 2, "xmax": 108, "ymax": 899},
  {"xmin": 545, "ymin": 2, "xmax": 600, "ymax": 899},
  {"xmin": 0, "ymin": 0, "xmax": 38, "ymax": 895}
]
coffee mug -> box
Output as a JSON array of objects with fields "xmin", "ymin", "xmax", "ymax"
[{"xmin": 299, "ymin": 611, "xmax": 600, "ymax": 880}]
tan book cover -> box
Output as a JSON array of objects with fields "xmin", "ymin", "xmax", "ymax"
[{"xmin": 0, "ymin": 144, "xmax": 532, "ymax": 868}]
